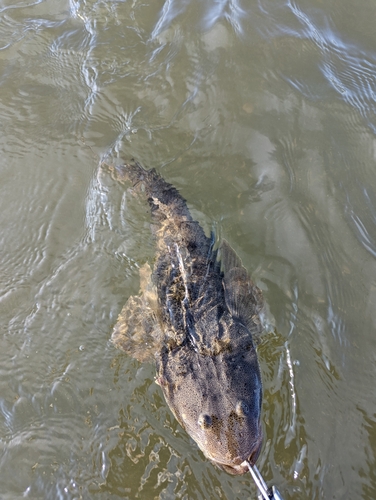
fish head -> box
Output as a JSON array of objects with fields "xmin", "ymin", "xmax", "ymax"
[{"xmin": 156, "ymin": 338, "xmax": 263, "ymax": 475}]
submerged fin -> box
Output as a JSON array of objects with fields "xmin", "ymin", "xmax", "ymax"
[
  {"xmin": 112, "ymin": 264, "xmax": 163, "ymax": 362},
  {"xmin": 107, "ymin": 160, "xmax": 193, "ymax": 222},
  {"xmin": 220, "ymin": 241, "xmax": 263, "ymax": 335},
  {"xmin": 220, "ymin": 239, "xmax": 243, "ymax": 273}
]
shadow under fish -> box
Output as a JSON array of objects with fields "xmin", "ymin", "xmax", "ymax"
[{"xmin": 110, "ymin": 161, "xmax": 264, "ymax": 475}]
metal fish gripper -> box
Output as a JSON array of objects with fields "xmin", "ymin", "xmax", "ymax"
[{"xmin": 244, "ymin": 461, "xmax": 284, "ymax": 500}]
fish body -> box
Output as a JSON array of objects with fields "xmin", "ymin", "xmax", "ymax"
[{"xmin": 111, "ymin": 161, "xmax": 263, "ymax": 474}]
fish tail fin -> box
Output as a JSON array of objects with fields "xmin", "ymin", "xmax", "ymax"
[
  {"xmin": 111, "ymin": 160, "xmax": 192, "ymax": 221},
  {"xmin": 111, "ymin": 160, "xmax": 151, "ymax": 187}
]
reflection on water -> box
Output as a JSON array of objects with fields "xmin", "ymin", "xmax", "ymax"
[{"xmin": 0, "ymin": 0, "xmax": 376, "ymax": 498}]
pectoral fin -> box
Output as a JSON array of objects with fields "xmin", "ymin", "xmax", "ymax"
[
  {"xmin": 220, "ymin": 241, "xmax": 263, "ymax": 335},
  {"xmin": 112, "ymin": 263, "xmax": 162, "ymax": 362}
]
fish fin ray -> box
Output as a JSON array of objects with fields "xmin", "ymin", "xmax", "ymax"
[
  {"xmin": 220, "ymin": 242, "xmax": 264, "ymax": 335},
  {"xmin": 112, "ymin": 264, "xmax": 162, "ymax": 362}
]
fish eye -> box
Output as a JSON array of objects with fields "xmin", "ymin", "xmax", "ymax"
[
  {"xmin": 236, "ymin": 400, "xmax": 249, "ymax": 416},
  {"xmin": 198, "ymin": 413, "xmax": 212, "ymax": 429}
]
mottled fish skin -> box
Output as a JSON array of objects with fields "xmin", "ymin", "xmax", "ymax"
[{"xmin": 111, "ymin": 161, "xmax": 264, "ymax": 475}]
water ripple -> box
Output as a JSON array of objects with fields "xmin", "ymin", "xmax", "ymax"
[
  {"xmin": 345, "ymin": 185, "xmax": 376, "ymax": 258},
  {"xmin": 283, "ymin": 0, "xmax": 376, "ymax": 132}
]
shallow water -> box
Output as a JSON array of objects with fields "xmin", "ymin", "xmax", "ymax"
[{"xmin": 0, "ymin": 0, "xmax": 376, "ymax": 498}]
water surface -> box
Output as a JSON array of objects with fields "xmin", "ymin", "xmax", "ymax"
[{"xmin": 0, "ymin": 0, "xmax": 376, "ymax": 498}]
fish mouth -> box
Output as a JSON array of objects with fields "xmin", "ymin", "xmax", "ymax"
[{"xmin": 212, "ymin": 435, "xmax": 263, "ymax": 475}]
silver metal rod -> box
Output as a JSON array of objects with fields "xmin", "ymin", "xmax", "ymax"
[
  {"xmin": 252, "ymin": 464, "xmax": 269, "ymax": 492},
  {"xmin": 245, "ymin": 461, "xmax": 270, "ymax": 500}
]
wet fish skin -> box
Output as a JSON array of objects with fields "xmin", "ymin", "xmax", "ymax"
[{"xmin": 111, "ymin": 161, "xmax": 264, "ymax": 475}]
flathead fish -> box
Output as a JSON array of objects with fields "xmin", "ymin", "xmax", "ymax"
[{"xmin": 111, "ymin": 161, "xmax": 264, "ymax": 474}]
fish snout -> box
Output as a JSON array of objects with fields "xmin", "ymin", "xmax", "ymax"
[{"xmin": 214, "ymin": 429, "xmax": 263, "ymax": 475}]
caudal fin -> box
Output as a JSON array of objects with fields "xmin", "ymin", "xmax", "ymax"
[{"xmin": 110, "ymin": 160, "xmax": 192, "ymax": 221}]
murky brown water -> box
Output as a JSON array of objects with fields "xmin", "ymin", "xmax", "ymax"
[{"xmin": 1, "ymin": 0, "xmax": 376, "ymax": 498}]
